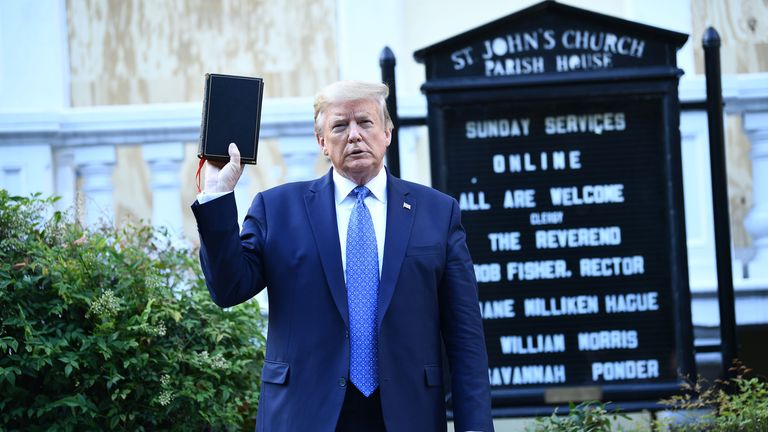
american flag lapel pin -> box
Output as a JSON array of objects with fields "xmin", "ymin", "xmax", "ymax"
[{"xmin": 403, "ymin": 202, "xmax": 411, "ymax": 210}]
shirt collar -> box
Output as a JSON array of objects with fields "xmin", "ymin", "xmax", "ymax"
[{"xmin": 333, "ymin": 167, "xmax": 387, "ymax": 205}]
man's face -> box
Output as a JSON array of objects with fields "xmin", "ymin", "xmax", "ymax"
[{"xmin": 316, "ymin": 98, "xmax": 391, "ymax": 185}]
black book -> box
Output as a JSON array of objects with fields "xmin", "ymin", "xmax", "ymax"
[{"xmin": 198, "ymin": 73, "xmax": 264, "ymax": 165}]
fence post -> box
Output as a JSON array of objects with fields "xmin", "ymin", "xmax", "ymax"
[
  {"xmin": 703, "ymin": 26, "xmax": 739, "ymax": 378},
  {"xmin": 379, "ymin": 46, "xmax": 401, "ymax": 178}
]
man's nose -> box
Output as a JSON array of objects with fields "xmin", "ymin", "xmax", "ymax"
[{"xmin": 347, "ymin": 123, "xmax": 362, "ymax": 142}]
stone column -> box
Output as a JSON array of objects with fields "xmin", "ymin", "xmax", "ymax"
[
  {"xmin": 144, "ymin": 142, "xmax": 185, "ymax": 235},
  {"xmin": 75, "ymin": 145, "xmax": 116, "ymax": 227},
  {"xmin": 744, "ymin": 111, "xmax": 768, "ymax": 280},
  {"xmin": 54, "ymin": 149, "xmax": 76, "ymax": 212}
]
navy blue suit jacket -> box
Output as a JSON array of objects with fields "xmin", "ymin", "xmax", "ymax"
[{"xmin": 192, "ymin": 170, "xmax": 493, "ymax": 432}]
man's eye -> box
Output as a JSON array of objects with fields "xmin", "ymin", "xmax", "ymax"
[{"xmin": 331, "ymin": 124, "xmax": 346, "ymax": 131}]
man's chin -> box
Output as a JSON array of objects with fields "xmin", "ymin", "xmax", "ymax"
[
  {"xmin": 340, "ymin": 163, "xmax": 380, "ymax": 182},
  {"xmin": 343, "ymin": 159, "xmax": 374, "ymax": 171}
]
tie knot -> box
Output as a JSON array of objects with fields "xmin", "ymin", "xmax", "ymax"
[{"xmin": 352, "ymin": 186, "xmax": 370, "ymax": 202}]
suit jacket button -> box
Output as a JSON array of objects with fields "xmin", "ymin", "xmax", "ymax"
[{"xmin": 338, "ymin": 377, "xmax": 347, "ymax": 387}]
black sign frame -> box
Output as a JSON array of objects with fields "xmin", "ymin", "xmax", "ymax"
[{"xmin": 428, "ymin": 78, "xmax": 694, "ymax": 414}]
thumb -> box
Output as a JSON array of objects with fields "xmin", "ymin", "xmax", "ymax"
[{"xmin": 228, "ymin": 143, "xmax": 241, "ymax": 166}]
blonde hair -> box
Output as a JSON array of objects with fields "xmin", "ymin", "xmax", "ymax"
[{"xmin": 313, "ymin": 80, "xmax": 394, "ymax": 134}]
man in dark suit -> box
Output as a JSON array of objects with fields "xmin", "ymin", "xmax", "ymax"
[{"xmin": 192, "ymin": 80, "xmax": 493, "ymax": 431}]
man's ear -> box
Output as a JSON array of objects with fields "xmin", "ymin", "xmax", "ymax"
[
  {"xmin": 385, "ymin": 127, "xmax": 392, "ymax": 147},
  {"xmin": 316, "ymin": 133, "xmax": 327, "ymax": 155}
]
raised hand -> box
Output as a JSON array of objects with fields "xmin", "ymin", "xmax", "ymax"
[{"xmin": 204, "ymin": 143, "xmax": 245, "ymax": 193}]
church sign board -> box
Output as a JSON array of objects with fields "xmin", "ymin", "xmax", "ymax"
[{"xmin": 414, "ymin": 1, "xmax": 694, "ymax": 415}]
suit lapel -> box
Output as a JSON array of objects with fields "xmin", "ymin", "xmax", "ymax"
[
  {"xmin": 378, "ymin": 173, "xmax": 414, "ymax": 329},
  {"xmin": 305, "ymin": 170, "xmax": 348, "ymax": 328}
]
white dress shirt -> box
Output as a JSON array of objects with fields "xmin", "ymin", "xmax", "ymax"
[
  {"xmin": 197, "ymin": 190, "xmax": 230, "ymax": 204},
  {"xmin": 332, "ymin": 168, "xmax": 387, "ymax": 279}
]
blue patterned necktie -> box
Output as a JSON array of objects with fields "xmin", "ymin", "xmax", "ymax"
[{"xmin": 346, "ymin": 186, "xmax": 379, "ymax": 397}]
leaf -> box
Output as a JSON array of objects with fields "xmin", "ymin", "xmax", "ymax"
[
  {"xmin": 4, "ymin": 371, "xmax": 16, "ymax": 386},
  {"xmin": 106, "ymin": 373, "xmax": 123, "ymax": 390},
  {"xmin": 51, "ymin": 394, "xmax": 85, "ymax": 409}
]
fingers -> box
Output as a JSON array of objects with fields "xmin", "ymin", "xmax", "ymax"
[
  {"xmin": 228, "ymin": 143, "xmax": 241, "ymax": 166},
  {"xmin": 202, "ymin": 143, "xmax": 243, "ymax": 194},
  {"xmin": 217, "ymin": 142, "xmax": 244, "ymax": 192},
  {"xmin": 205, "ymin": 143, "xmax": 238, "ymax": 169},
  {"xmin": 207, "ymin": 159, "xmax": 227, "ymax": 169}
]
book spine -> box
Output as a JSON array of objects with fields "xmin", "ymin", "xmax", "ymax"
[
  {"xmin": 252, "ymin": 79, "xmax": 264, "ymax": 163},
  {"xmin": 198, "ymin": 73, "xmax": 212, "ymax": 159}
]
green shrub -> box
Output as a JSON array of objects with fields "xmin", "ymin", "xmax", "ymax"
[
  {"xmin": 526, "ymin": 364, "xmax": 768, "ymax": 432},
  {"xmin": 0, "ymin": 191, "xmax": 266, "ymax": 431},
  {"xmin": 527, "ymin": 401, "xmax": 632, "ymax": 432},
  {"xmin": 656, "ymin": 362, "xmax": 768, "ymax": 431}
]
